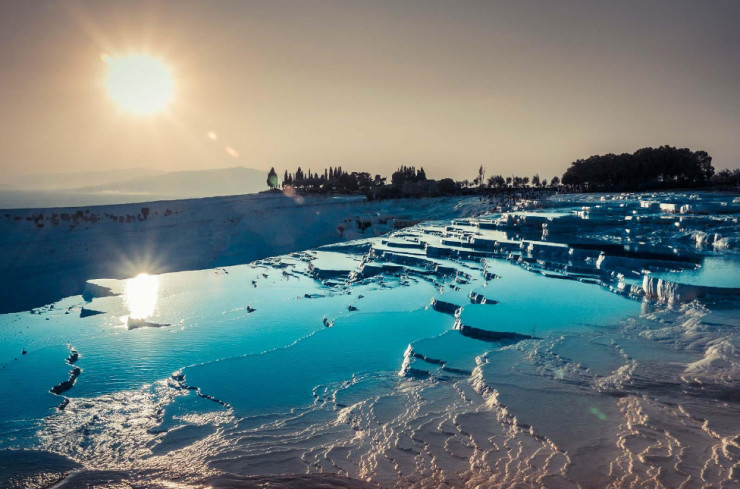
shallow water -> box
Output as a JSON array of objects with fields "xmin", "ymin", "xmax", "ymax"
[
  {"xmin": 1, "ymin": 191, "xmax": 739, "ymax": 489},
  {"xmin": 649, "ymin": 256, "xmax": 740, "ymax": 288}
]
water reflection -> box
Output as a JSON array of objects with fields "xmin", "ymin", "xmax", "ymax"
[{"xmin": 125, "ymin": 273, "xmax": 159, "ymax": 320}]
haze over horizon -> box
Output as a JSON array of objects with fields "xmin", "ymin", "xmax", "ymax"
[{"xmin": 2, "ymin": 0, "xmax": 739, "ymax": 181}]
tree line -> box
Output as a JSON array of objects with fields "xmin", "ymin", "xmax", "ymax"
[
  {"xmin": 264, "ymin": 145, "xmax": 735, "ymax": 198},
  {"xmin": 561, "ymin": 145, "xmax": 715, "ymax": 190},
  {"xmin": 266, "ymin": 164, "xmax": 562, "ymax": 199},
  {"xmin": 267, "ymin": 166, "xmax": 383, "ymax": 193}
]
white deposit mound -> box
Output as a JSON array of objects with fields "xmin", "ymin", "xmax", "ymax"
[{"xmin": 0, "ymin": 193, "xmax": 497, "ymax": 313}]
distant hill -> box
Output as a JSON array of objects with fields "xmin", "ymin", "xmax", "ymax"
[
  {"xmin": 0, "ymin": 167, "xmax": 269, "ymax": 209},
  {"xmin": 6, "ymin": 168, "xmax": 165, "ymax": 191},
  {"xmin": 76, "ymin": 166, "xmax": 267, "ymax": 198}
]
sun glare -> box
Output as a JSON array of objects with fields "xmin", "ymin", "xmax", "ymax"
[
  {"xmin": 104, "ymin": 54, "xmax": 174, "ymax": 115},
  {"xmin": 125, "ymin": 273, "xmax": 160, "ymax": 320}
]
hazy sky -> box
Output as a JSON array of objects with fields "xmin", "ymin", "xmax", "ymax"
[{"xmin": 1, "ymin": 0, "xmax": 739, "ymax": 180}]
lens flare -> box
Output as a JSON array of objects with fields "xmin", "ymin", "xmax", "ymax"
[{"xmin": 225, "ymin": 146, "xmax": 239, "ymax": 158}]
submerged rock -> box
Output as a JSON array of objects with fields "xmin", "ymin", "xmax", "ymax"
[{"xmin": 127, "ymin": 318, "xmax": 171, "ymax": 330}]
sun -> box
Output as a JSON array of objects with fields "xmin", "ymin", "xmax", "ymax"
[{"xmin": 104, "ymin": 54, "xmax": 174, "ymax": 115}]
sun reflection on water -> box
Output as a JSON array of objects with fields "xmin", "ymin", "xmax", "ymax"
[{"xmin": 125, "ymin": 273, "xmax": 159, "ymax": 320}]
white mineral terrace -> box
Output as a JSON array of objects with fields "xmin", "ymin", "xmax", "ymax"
[{"xmin": 1, "ymin": 191, "xmax": 738, "ymax": 489}]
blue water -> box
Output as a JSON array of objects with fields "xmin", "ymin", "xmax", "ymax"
[{"xmin": 649, "ymin": 256, "xmax": 740, "ymax": 288}]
